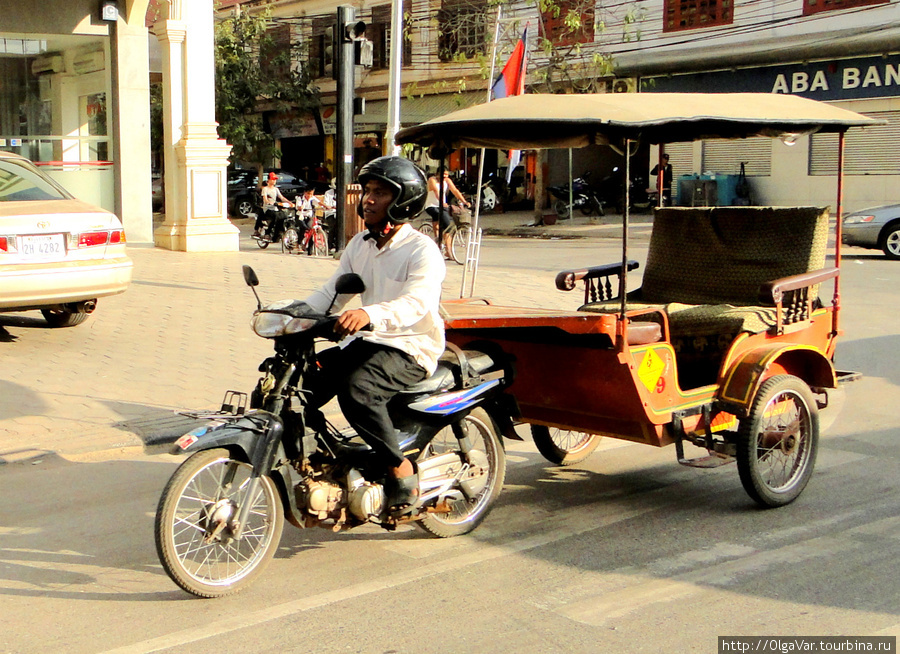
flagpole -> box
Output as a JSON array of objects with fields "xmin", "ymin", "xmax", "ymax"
[{"xmin": 461, "ymin": 4, "xmax": 503, "ymax": 298}]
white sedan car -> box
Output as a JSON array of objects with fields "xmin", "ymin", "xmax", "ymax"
[{"xmin": 0, "ymin": 151, "xmax": 132, "ymax": 327}]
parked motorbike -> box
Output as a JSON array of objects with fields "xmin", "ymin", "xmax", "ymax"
[
  {"xmin": 154, "ymin": 267, "xmax": 511, "ymax": 597},
  {"xmin": 548, "ymin": 172, "xmax": 603, "ymax": 219}
]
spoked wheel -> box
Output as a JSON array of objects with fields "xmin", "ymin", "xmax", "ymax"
[
  {"xmin": 530, "ymin": 424, "xmax": 602, "ymax": 465},
  {"xmin": 310, "ymin": 228, "xmax": 329, "ymax": 257},
  {"xmin": 418, "ymin": 221, "xmax": 437, "ymax": 242},
  {"xmin": 418, "ymin": 408, "xmax": 505, "ymax": 538},
  {"xmin": 155, "ymin": 448, "xmax": 284, "ymax": 598},
  {"xmin": 449, "ymin": 225, "xmax": 471, "ymax": 265},
  {"xmin": 282, "ymin": 228, "xmax": 299, "ymax": 253},
  {"xmin": 736, "ymin": 375, "xmax": 819, "ymax": 507},
  {"xmin": 554, "ymin": 199, "xmax": 571, "ymax": 220}
]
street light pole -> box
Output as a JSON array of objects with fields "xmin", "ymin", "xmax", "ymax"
[
  {"xmin": 385, "ymin": 0, "xmax": 403, "ymax": 155},
  {"xmin": 334, "ymin": 4, "xmax": 361, "ymax": 250}
]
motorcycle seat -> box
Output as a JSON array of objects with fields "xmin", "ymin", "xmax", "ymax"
[{"xmin": 400, "ymin": 350, "xmax": 495, "ymax": 394}]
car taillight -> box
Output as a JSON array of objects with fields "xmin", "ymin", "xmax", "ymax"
[
  {"xmin": 0, "ymin": 236, "xmax": 7, "ymax": 252},
  {"xmin": 109, "ymin": 229, "xmax": 125, "ymax": 243},
  {"xmin": 78, "ymin": 231, "xmax": 110, "ymax": 247}
]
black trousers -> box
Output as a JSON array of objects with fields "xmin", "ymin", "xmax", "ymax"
[{"xmin": 308, "ymin": 340, "xmax": 427, "ymax": 469}]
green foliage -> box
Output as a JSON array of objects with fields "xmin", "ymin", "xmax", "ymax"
[{"xmin": 214, "ymin": 8, "xmax": 318, "ymax": 170}]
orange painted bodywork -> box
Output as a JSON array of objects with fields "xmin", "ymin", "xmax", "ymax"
[{"xmin": 443, "ymin": 301, "xmax": 838, "ymax": 448}]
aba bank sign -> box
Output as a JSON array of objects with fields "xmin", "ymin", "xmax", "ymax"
[
  {"xmin": 771, "ymin": 60, "xmax": 900, "ymax": 97},
  {"xmin": 643, "ymin": 55, "xmax": 900, "ymax": 101}
]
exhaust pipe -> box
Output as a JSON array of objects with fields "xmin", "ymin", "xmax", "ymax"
[{"xmin": 66, "ymin": 300, "xmax": 97, "ymax": 314}]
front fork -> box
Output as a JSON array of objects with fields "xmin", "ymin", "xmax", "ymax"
[{"xmin": 234, "ymin": 360, "xmax": 299, "ymax": 539}]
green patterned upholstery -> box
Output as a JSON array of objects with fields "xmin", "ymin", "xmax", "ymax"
[{"xmin": 580, "ymin": 207, "xmax": 829, "ymax": 338}]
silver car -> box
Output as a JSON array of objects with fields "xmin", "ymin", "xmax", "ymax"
[
  {"xmin": 842, "ymin": 204, "xmax": 900, "ymax": 259},
  {"xmin": 0, "ymin": 151, "xmax": 133, "ymax": 327}
]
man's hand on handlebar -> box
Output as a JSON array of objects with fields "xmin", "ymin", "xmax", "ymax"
[{"xmin": 334, "ymin": 308, "xmax": 372, "ymax": 338}]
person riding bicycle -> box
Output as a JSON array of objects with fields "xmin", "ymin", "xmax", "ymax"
[
  {"xmin": 254, "ymin": 172, "xmax": 291, "ymax": 237},
  {"xmin": 425, "ymin": 171, "xmax": 470, "ymax": 259},
  {"xmin": 302, "ymin": 156, "xmax": 446, "ymax": 515},
  {"xmin": 295, "ymin": 187, "xmax": 320, "ymax": 232}
]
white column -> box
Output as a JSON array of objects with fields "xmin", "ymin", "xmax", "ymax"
[
  {"xmin": 154, "ymin": 0, "xmax": 239, "ymax": 252},
  {"xmin": 110, "ymin": 19, "xmax": 154, "ymax": 243}
]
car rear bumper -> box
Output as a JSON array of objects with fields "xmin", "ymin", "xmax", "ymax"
[
  {"xmin": 842, "ymin": 223, "xmax": 882, "ymax": 247},
  {"xmin": 0, "ymin": 256, "xmax": 133, "ymax": 310}
]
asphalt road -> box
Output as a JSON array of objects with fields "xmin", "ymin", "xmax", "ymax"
[{"xmin": 2, "ymin": 238, "xmax": 899, "ymax": 654}]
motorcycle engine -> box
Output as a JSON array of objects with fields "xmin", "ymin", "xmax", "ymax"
[{"xmin": 295, "ymin": 470, "xmax": 385, "ymax": 523}]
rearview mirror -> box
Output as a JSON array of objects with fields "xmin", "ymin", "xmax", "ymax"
[
  {"xmin": 335, "ymin": 273, "xmax": 365, "ymax": 296},
  {"xmin": 243, "ymin": 265, "xmax": 259, "ymax": 287}
]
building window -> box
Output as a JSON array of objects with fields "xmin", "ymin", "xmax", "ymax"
[
  {"xmin": 803, "ymin": 0, "xmax": 887, "ymax": 15},
  {"xmin": 539, "ymin": 1, "xmax": 595, "ymax": 47},
  {"xmin": 664, "ymin": 0, "xmax": 733, "ymax": 32},
  {"xmin": 370, "ymin": 2, "xmax": 413, "ymax": 70},
  {"xmin": 310, "ymin": 17, "xmax": 334, "ymax": 79},
  {"xmin": 438, "ymin": 0, "xmax": 488, "ymax": 62},
  {"xmin": 260, "ymin": 24, "xmax": 292, "ymax": 82}
]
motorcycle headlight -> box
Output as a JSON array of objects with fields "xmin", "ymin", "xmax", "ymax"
[{"xmin": 251, "ymin": 312, "xmax": 320, "ymax": 337}]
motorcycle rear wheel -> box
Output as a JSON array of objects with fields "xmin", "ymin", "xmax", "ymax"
[
  {"xmin": 418, "ymin": 408, "xmax": 505, "ymax": 538},
  {"xmin": 155, "ymin": 448, "xmax": 284, "ymax": 598}
]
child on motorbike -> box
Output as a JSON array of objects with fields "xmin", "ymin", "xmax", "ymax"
[{"xmin": 302, "ymin": 156, "xmax": 446, "ymax": 515}]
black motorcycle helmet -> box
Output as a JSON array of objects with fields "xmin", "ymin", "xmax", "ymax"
[{"xmin": 357, "ymin": 156, "xmax": 428, "ymax": 223}]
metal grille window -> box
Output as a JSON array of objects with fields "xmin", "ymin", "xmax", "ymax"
[
  {"xmin": 804, "ymin": 0, "xmax": 887, "ymax": 16},
  {"xmin": 664, "ymin": 0, "xmax": 733, "ymax": 32},
  {"xmin": 809, "ymin": 110, "xmax": 900, "ymax": 175},
  {"xmin": 702, "ymin": 137, "xmax": 772, "ymax": 176},
  {"xmin": 310, "ymin": 17, "xmax": 334, "ymax": 79},
  {"xmin": 539, "ymin": 0, "xmax": 595, "ymax": 47},
  {"xmin": 370, "ymin": 2, "xmax": 413, "ymax": 70},
  {"xmin": 438, "ymin": 0, "xmax": 488, "ymax": 62},
  {"xmin": 260, "ymin": 24, "xmax": 292, "ymax": 82}
]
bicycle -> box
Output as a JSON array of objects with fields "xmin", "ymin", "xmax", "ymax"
[
  {"xmin": 417, "ymin": 206, "xmax": 472, "ymax": 265},
  {"xmin": 283, "ymin": 211, "xmax": 328, "ymax": 257}
]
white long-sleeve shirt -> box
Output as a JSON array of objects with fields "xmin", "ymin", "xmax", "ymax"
[{"xmin": 304, "ymin": 223, "xmax": 446, "ymax": 374}]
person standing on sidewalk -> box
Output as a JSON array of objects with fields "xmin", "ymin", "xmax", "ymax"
[
  {"xmin": 651, "ymin": 154, "xmax": 673, "ymax": 207},
  {"xmin": 302, "ymin": 156, "xmax": 446, "ymax": 514}
]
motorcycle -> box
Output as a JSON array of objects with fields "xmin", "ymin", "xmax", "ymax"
[
  {"xmin": 548, "ymin": 172, "xmax": 603, "ymax": 219},
  {"xmin": 154, "ymin": 267, "xmax": 511, "ymax": 597},
  {"xmin": 252, "ymin": 202, "xmax": 295, "ymax": 251}
]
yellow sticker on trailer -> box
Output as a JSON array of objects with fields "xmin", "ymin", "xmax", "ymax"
[{"xmin": 638, "ymin": 348, "xmax": 666, "ymax": 393}]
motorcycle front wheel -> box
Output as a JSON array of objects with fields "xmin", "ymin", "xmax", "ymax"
[
  {"xmin": 155, "ymin": 448, "xmax": 284, "ymax": 598},
  {"xmin": 418, "ymin": 408, "xmax": 506, "ymax": 538},
  {"xmin": 282, "ymin": 227, "xmax": 299, "ymax": 253},
  {"xmin": 554, "ymin": 199, "xmax": 571, "ymax": 220}
]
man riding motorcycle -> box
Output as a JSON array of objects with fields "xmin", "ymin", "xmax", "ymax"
[{"xmin": 301, "ymin": 156, "xmax": 446, "ymax": 514}]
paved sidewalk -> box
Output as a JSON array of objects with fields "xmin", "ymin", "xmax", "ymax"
[{"xmin": 0, "ymin": 212, "xmax": 650, "ymax": 464}]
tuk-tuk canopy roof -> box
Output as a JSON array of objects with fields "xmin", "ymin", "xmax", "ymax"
[{"xmin": 394, "ymin": 93, "xmax": 881, "ymax": 153}]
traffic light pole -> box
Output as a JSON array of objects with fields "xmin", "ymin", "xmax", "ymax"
[{"xmin": 334, "ymin": 4, "xmax": 359, "ymax": 251}]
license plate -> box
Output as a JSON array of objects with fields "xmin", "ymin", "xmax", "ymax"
[{"xmin": 21, "ymin": 234, "xmax": 66, "ymax": 259}]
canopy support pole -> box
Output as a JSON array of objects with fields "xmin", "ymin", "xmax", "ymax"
[
  {"xmin": 461, "ymin": 5, "xmax": 502, "ymax": 298},
  {"xmin": 832, "ymin": 130, "xmax": 845, "ymax": 338},
  {"xmin": 618, "ymin": 138, "xmax": 631, "ymax": 351}
]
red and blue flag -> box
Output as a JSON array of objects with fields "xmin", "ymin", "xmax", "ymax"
[{"xmin": 490, "ymin": 28, "xmax": 528, "ymax": 182}]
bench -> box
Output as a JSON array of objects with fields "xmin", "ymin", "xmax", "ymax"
[{"xmin": 558, "ymin": 207, "xmax": 834, "ymax": 386}]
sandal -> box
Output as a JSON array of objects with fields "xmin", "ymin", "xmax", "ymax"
[{"xmin": 386, "ymin": 465, "xmax": 419, "ymax": 515}]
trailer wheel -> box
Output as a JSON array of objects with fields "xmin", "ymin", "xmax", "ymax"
[{"xmin": 736, "ymin": 375, "xmax": 818, "ymax": 507}]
